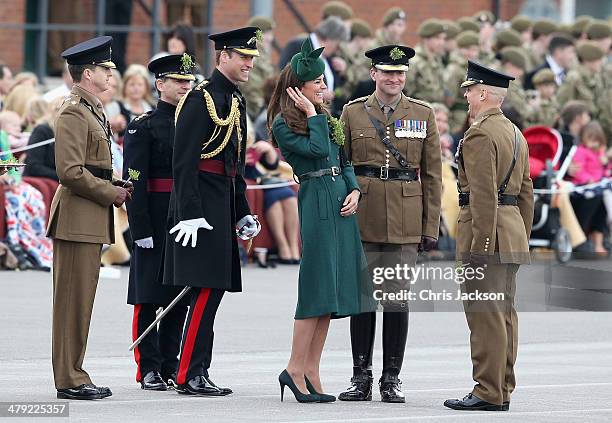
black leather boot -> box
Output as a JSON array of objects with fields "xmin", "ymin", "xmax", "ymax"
[
  {"xmin": 379, "ymin": 373, "xmax": 405, "ymax": 403},
  {"xmin": 339, "ymin": 313, "xmax": 376, "ymax": 401}
]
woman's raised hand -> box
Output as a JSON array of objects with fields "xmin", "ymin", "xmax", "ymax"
[{"xmin": 286, "ymin": 87, "xmax": 316, "ymax": 117}]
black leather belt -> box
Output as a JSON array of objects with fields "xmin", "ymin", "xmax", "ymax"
[
  {"xmin": 354, "ymin": 166, "xmax": 418, "ymax": 181},
  {"xmin": 459, "ymin": 192, "xmax": 518, "ymax": 206},
  {"xmin": 84, "ymin": 165, "xmax": 113, "ymax": 181},
  {"xmin": 298, "ymin": 166, "xmax": 341, "ymax": 181}
]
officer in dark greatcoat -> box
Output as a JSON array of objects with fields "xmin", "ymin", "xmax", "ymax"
[
  {"xmin": 163, "ymin": 27, "xmax": 262, "ymax": 396},
  {"xmin": 123, "ymin": 54, "xmax": 195, "ymax": 391}
]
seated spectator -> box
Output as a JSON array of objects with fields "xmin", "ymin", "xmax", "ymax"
[
  {"xmin": 11, "ymin": 72, "xmax": 39, "ymax": 90},
  {"xmin": 245, "ymin": 116, "xmax": 300, "ymax": 265},
  {"xmin": 556, "ymin": 100, "xmax": 591, "ymax": 165},
  {"xmin": 0, "ymin": 124, "xmax": 52, "ymax": 270},
  {"xmin": 431, "ymin": 103, "xmax": 459, "ymax": 247},
  {"xmin": 121, "ymin": 64, "xmax": 153, "ymax": 122},
  {"xmin": 101, "ymin": 68, "xmax": 130, "ymax": 139},
  {"xmin": 0, "ymin": 110, "xmax": 28, "ymax": 149},
  {"xmin": 165, "ymin": 22, "xmax": 203, "ymax": 79},
  {"xmin": 569, "ymin": 121, "xmax": 609, "ymax": 254},
  {"xmin": 23, "ymin": 96, "xmax": 49, "ymax": 131},
  {"xmin": 3, "ymin": 84, "xmax": 39, "ymax": 121},
  {"xmin": 23, "ymin": 97, "xmax": 63, "ymax": 181}
]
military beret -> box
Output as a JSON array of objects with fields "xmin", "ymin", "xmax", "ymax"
[
  {"xmin": 350, "ymin": 19, "xmax": 373, "ymax": 39},
  {"xmin": 444, "ymin": 21, "xmax": 462, "ymax": 39},
  {"xmin": 247, "ymin": 16, "xmax": 275, "ymax": 32},
  {"xmin": 557, "ymin": 23, "xmax": 575, "ymax": 37},
  {"xmin": 457, "ymin": 17, "xmax": 480, "ymax": 33},
  {"xmin": 576, "ymin": 41, "xmax": 605, "ymax": 62},
  {"xmin": 532, "ymin": 68, "xmax": 556, "ymax": 86},
  {"xmin": 586, "ymin": 20, "xmax": 612, "ymax": 40},
  {"xmin": 418, "ymin": 19, "xmax": 446, "ymax": 38},
  {"xmin": 322, "ymin": 1, "xmax": 353, "ymax": 20},
  {"xmin": 290, "ymin": 38, "xmax": 325, "ymax": 81},
  {"xmin": 510, "ymin": 15, "xmax": 532, "ymax": 33},
  {"xmin": 461, "ymin": 60, "xmax": 515, "ymax": 88},
  {"xmin": 383, "ymin": 7, "xmax": 406, "ymax": 26},
  {"xmin": 61, "ymin": 36, "xmax": 116, "ymax": 69},
  {"xmin": 532, "ymin": 19, "xmax": 558, "ymax": 38},
  {"xmin": 456, "ymin": 30, "xmax": 480, "ymax": 48},
  {"xmin": 473, "ymin": 10, "xmax": 496, "ymax": 24},
  {"xmin": 571, "ymin": 16, "xmax": 593, "ymax": 38},
  {"xmin": 208, "ymin": 26, "xmax": 260, "ymax": 56},
  {"xmin": 494, "ymin": 29, "xmax": 523, "ymax": 50},
  {"xmin": 500, "ymin": 46, "xmax": 528, "ymax": 70}
]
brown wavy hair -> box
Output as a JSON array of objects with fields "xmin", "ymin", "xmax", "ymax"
[{"xmin": 267, "ymin": 64, "xmax": 328, "ymax": 146}]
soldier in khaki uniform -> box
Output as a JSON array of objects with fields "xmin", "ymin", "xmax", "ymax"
[
  {"xmin": 442, "ymin": 20, "xmax": 461, "ymax": 67},
  {"xmin": 498, "ymin": 46, "xmax": 536, "ymax": 123},
  {"xmin": 336, "ymin": 19, "xmax": 374, "ymax": 102},
  {"xmin": 405, "ymin": 19, "xmax": 447, "ymax": 104},
  {"xmin": 368, "ymin": 7, "xmax": 406, "ymax": 50},
  {"xmin": 557, "ymin": 42, "xmax": 611, "ymax": 139},
  {"xmin": 510, "ymin": 15, "xmax": 532, "ymax": 45},
  {"xmin": 445, "ymin": 31, "xmax": 480, "ymax": 133},
  {"xmin": 527, "ymin": 68, "xmax": 559, "ymax": 127},
  {"xmin": 473, "ymin": 10, "xmax": 497, "ymax": 67},
  {"xmin": 338, "ymin": 45, "xmax": 442, "ymax": 403},
  {"xmin": 526, "ymin": 19, "xmax": 558, "ymax": 70},
  {"xmin": 444, "ymin": 60, "xmax": 533, "ymax": 412},
  {"xmin": 241, "ymin": 16, "xmax": 276, "ymax": 121},
  {"xmin": 47, "ymin": 36, "xmax": 133, "ymax": 400}
]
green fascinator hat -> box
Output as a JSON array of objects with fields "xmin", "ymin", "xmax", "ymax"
[{"xmin": 290, "ymin": 38, "xmax": 326, "ymax": 82}]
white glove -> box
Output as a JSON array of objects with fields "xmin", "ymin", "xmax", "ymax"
[
  {"xmin": 169, "ymin": 217, "xmax": 213, "ymax": 248},
  {"xmin": 135, "ymin": 237, "xmax": 154, "ymax": 249},
  {"xmin": 236, "ymin": 215, "xmax": 261, "ymax": 240}
]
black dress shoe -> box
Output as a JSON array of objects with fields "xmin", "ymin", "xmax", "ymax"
[
  {"xmin": 502, "ymin": 401, "xmax": 510, "ymax": 411},
  {"xmin": 204, "ymin": 375, "xmax": 232, "ymax": 395},
  {"xmin": 338, "ymin": 374, "xmax": 373, "ymax": 401},
  {"xmin": 162, "ymin": 372, "xmax": 177, "ymax": 389},
  {"xmin": 95, "ymin": 385, "xmax": 112, "ymax": 398},
  {"xmin": 379, "ymin": 374, "xmax": 405, "ymax": 403},
  {"xmin": 140, "ymin": 371, "xmax": 167, "ymax": 391},
  {"xmin": 175, "ymin": 375, "xmax": 226, "ymax": 396},
  {"xmin": 57, "ymin": 384, "xmax": 101, "ymax": 400},
  {"xmin": 443, "ymin": 393, "xmax": 505, "ymax": 411}
]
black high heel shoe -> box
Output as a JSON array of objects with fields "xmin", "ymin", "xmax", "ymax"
[
  {"xmin": 278, "ymin": 370, "xmax": 319, "ymax": 403},
  {"xmin": 305, "ymin": 376, "xmax": 336, "ymax": 402}
]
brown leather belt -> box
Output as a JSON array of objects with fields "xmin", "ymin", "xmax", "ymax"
[
  {"xmin": 147, "ymin": 178, "xmax": 173, "ymax": 192},
  {"xmin": 198, "ymin": 160, "xmax": 236, "ymax": 177}
]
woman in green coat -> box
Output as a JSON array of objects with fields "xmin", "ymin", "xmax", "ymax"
[{"xmin": 268, "ymin": 39, "xmax": 375, "ymax": 403}]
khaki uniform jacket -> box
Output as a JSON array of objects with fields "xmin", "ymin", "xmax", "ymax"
[
  {"xmin": 341, "ymin": 93, "xmax": 442, "ymax": 244},
  {"xmin": 47, "ymin": 85, "xmax": 117, "ymax": 244},
  {"xmin": 404, "ymin": 45, "xmax": 445, "ymax": 104},
  {"xmin": 456, "ymin": 108, "xmax": 534, "ymax": 264},
  {"xmin": 444, "ymin": 54, "xmax": 470, "ymax": 133}
]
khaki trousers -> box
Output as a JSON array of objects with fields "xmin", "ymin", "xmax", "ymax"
[
  {"xmin": 52, "ymin": 239, "xmax": 102, "ymax": 389},
  {"xmin": 462, "ymin": 262, "xmax": 519, "ymax": 405}
]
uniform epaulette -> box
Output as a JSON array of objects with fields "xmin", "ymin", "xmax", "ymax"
[
  {"xmin": 407, "ymin": 97, "xmax": 433, "ymax": 109},
  {"xmin": 346, "ymin": 96, "xmax": 368, "ymax": 106},
  {"xmin": 134, "ymin": 111, "xmax": 153, "ymax": 122},
  {"xmin": 64, "ymin": 94, "xmax": 81, "ymax": 106},
  {"xmin": 194, "ymin": 79, "xmax": 210, "ymax": 92}
]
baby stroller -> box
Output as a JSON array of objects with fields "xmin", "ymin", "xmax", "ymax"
[{"xmin": 524, "ymin": 126, "xmax": 573, "ymax": 263}]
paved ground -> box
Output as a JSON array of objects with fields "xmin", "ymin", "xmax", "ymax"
[{"xmin": 1, "ymin": 259, "xmax": 611, "ymax": 422}]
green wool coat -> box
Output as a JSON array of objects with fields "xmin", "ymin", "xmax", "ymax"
[{"xmin": 272, "ymin": 114, "xmax": 376, "ymax": 319}]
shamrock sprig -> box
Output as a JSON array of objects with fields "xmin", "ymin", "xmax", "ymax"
[
  {"xmin": 127, "ymin": 168, "xmax": 141, "ymax": 182},
  {"xmin": 390, "ymin": 47, "xmax": 406, "ymax": 61},
  {"xmin": 328, "ymin": 116, "xmax": 345, "ymax": 147},
  {"xmin": 180, "ymin": 53, "xmax": 195, "ymax": 73}
]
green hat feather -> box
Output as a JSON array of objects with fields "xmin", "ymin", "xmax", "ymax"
[{"xmin": 290, "ymin": 38, "xmax": 326, "ymax": 82}]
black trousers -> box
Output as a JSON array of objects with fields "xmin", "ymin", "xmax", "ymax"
[
  {"xmin": 132, "ymin": 302, "xmax": 188, "ymax": 382},
  {"xmin": 349, "ymin": 311, "xmax": 409, "ymax": 377},
  {"xmin": 176, "ymin": 288, "xmax": 225, "ymax": 385},
  {"xmin": 571, "ymin": 194, "xmax": 608, "ymax": 234}
]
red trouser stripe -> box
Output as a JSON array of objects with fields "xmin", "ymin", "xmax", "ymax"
[
  {"xmin": 176, "ymin": 288, "xmax": 211, "ymax": 385},
  {"xmin": 132, "ymin": 304, "xmax": 142, "ymax": 382}
]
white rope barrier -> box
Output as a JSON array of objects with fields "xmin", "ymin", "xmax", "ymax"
[{"xmin": 6, "ymin": 138, "xmax": 55, "ymax": 155}]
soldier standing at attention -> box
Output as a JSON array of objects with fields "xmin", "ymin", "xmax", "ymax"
[
  {"xmin": 123, "ymin": 54, "xmax": 194, "ymax": 391},
  {"xmin": 444, "ymin": 60, "xmax": 533, "ymax": 412},
  {"xmin": 369, "ymin": 7, "xmax": 407, "ymax": 50},
  {"xmin": 163, "ymin": 27, "xmax": 261, "ymax": 396},
  {"xmin": 48, "ymin": 36, "xmax": 133, "ymax": 400},
  {"xmin": 404, "ymin": 19, "xmax": 447, "ymax": 104},
  {"xmin": 338, "ymin": 45, "xmax": 442, "ymax": 403}
]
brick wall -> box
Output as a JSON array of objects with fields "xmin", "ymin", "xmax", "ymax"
[{"xmin": 1, "ymin": 0, "xmax": 525, "ymax": 74}]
